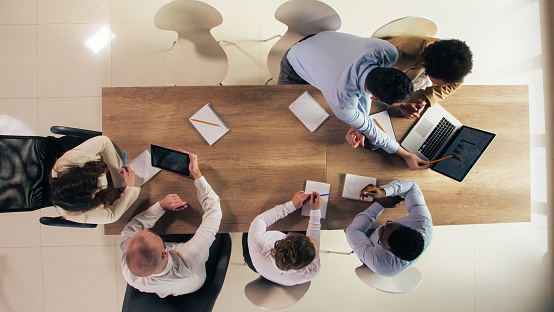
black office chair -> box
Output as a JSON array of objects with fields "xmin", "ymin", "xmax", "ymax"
[
  {"xmin": 121, "ymin": 233, "xmax": 232, "ymax": 312},
  {"xmin": 0, "ymin": 126, "xmax": 102, "ymax": 228}
]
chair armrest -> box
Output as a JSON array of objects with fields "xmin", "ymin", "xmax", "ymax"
[
  {"xmin": 39, "ymin": 216, "xmax": 97, "ymax": 228},
  {"xmin": 50, "ymin": 126, "xmax": 102, "ymax": 139}
]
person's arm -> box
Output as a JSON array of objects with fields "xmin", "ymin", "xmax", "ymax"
[
  {"xmin": 415, "ymin": 81, "xmax": 463, "ymax": 106},
  {"xmin": 79, "ymin": 186, "xmax": 141, "ymax": 224},
  {"xmin": 381, "ymin": 180, "xmax": 431, "ymax": 220},
  {"xmin": 346, "ymin": 202, "xmax": 386, "ymax": 271},
  {"xmin": 120, "ymin": 202, "xmax": 166, "ymax": 260}
]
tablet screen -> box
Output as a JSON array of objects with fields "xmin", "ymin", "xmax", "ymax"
[{"xmin": 150, "ymin": 144, "xmax": 190, "ymax": 176}]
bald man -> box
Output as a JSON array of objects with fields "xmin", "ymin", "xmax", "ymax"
[{"xmin": 120, "ymin": 152, "xmax": 222, "ymax": 298}]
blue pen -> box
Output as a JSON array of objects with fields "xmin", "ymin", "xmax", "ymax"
[
  {"xmin": 122, "ymin": 151, "xmax": 126, "ymax": 168},
  {"xmin": 320, "ymin": 193, "xmax": 330, "ymax": 197}
]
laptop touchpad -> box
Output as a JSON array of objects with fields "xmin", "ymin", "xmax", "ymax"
[{"xmin": 416, "ymin": 119, "xmax": 433, "ymax": 137}]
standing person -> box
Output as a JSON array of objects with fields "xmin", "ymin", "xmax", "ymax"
[
  {"xmin": 120, "ymin": 152, "xmax": 223, "ymax": 297},
  {"xmin": 243, "ymin": 191, "xmax": 323, "ymax": 286},
  {"xmin": 280, "ymin": 31, "xmax": 429, "ymax": 170},
  {"xmin": 346, "ymin": 180, "xmax": 433, "ymax": 276},
  {"xmin": 50, "ymin": 135, "xmax": 140, "ymax": 224}
]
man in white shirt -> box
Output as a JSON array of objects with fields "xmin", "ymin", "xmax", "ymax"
[
  {"xmin": 243, "ymin": 191, "xmax": 323, "ymax": 286},
  {"xmin": 120, "ymin": 151, "xmax": 223, "ymax": 298}
]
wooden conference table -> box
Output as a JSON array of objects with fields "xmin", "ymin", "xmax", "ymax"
[{"xmin": 103, "ymin": 85, "xmax": 530, "ymax": 235}]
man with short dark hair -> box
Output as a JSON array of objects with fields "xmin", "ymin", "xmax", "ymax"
[
  {"xmin": 385, "ymin": 36, "xmax": 473, "ymax": 119},
  {"xmin": 346, "ymin": 180, "xmax": 432, "ymax": 276},
  {"xmin": 280, "ymin": 31, "xmax": 429, "ymax": 171}
]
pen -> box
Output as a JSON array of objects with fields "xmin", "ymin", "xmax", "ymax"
[
  {"xmin": 428, "ymin": 155, "xmax": 453, "ymax": 164},
  {"xmin": 192, "ymin": 119, "xmax": 220, "ymax": 127},
  {"xmin": 319, "ymin": 193, "xmax": 330, "ymax": 197},
  {"xmin": 358, "ymin": 186, "xmax": 386, "ymax": 194},
  {"xmin": 374, "ymin": 119, "xmax": 387, "ymax": 134},
  {"xmin": 122, "ymin": 151, "xmax": 126, "ymax": 168}
]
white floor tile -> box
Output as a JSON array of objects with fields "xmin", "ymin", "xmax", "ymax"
[
  {"xmin": 402, "ymin": 0, "xmax": 470, "ymax": 24},
  {"xmin": 37, "ymin": 0, "xmax": 110, "ymax": 24},
  {"xmin": 476, "ymin": 297, "xmax": 540, "ymax": 312},
  {"xmin": 258, "ymin": 0, "xmax": 288, "ymax": 22},
  {"xmin": 111, "ymin": 0, "xmax": 169, "ymax": 23},
  {"xmin": 0, "ymin": 247, "xmax": 44, "ymax": 312},
  {"xmin": 111, "ymin": 22, "xmax": 175, "ymax": 87},
  {"xmin": 37, "ymin": 24, "xmax": 111, "ymax": 97},
  {"xmin": 410, "ymin": 301, "xmax": 475, "ymax": 312},
  {"xmin": 0, "ymin": 210, "xmax": 42, "ymax": 247},
  {"xmin": 469, "ymin": 0, "xmax": 535, "ymax": 23},
  {"xmin": 434, "ymin": 22, "xmax": 471, "ymax": 42},
  {"xmin": 330, "ymin": 0, "xmax": 401, "ymax": 22},
  {"xmin": 205, "ymin": 0, "xmax": 260, "ymax": 21},
  {"xmin": 475, "ymin": 229, "xmax": 540, "ymax": 300},
  {"xmin": 0, "ymin": 0, "xmax": 36, "ymax": 25},
  {"xmin": 37, "ymin": 97, "xmax": 102, "ymax": 136},
  {"xmin": 337, "ymin": 20, "xmax": 395, "ymax": 38},
  {"xmin": 0, "ymin": 99, "xmax": 38, "ymax": 134},
  {"xmin": 0, "ymin": 25, "xmax": 37, "ymax": 99},
  {"xmin": 42, "ymin": 245, "xmax": 118, "ymax": 312}
]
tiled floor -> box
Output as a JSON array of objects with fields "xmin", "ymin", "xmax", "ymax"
[{"xmin": 0, "ymin": 0, "xmax": 552, "ymax": 311}]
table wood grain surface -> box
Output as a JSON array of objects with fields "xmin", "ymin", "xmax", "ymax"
[{"xmin": 103, "ymin": 85, "xmax": 530, "ymax": 234}]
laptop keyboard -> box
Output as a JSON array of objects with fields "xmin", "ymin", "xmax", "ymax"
[{"xmin": 418, "ymin": 117, "xmax": 456, "ymax": 159}]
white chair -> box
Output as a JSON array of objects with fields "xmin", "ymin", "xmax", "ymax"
[
  {"xmin": 154, "ymin": 0, "xmax": 229, "ymax": 86},
  {"xmin": 355, "ymin": 265, "xmax": 422, "ymax": 294},
  {"xmin": 371, "ymin": 16, "xmax": 438, "ymax": 38},
  {"xmin": 244, "ymin": 276, "xmax": 311, "ymax": 310},
  {"xmin": 265, "ymin": 0, "xmax": 341, "ymax": 84}
]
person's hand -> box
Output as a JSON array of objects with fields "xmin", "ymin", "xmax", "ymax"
[
  {"xmin": 179, "ymin": 149, "xmax": 202, "ymax": 179},
  {"xmin": 159, "ymin": 194, "xmax": 187, "ymax": 211},
  {"xmin": 292, "ymin": 191, "xmax": 310, "ymax": 209},
  {"xmin": 359, "ymin": 184, "xmax": 386, "ymax": 200},
  {"xmin": 376, "ymin": 195, "xmax": 404, "ymax": 208},
  {"xmin": 309, "ymin": 192, "xmax": 323, "ymax": 210},
  {"xmin": 402, "ymin": 152, "xmax": 430, "ymax": 170},
  {"xmin": 345, "ymin": 126, "xmax": 365, "ymax": 148},
  {"xmin": 394, "ymin": 98, "xmax": 427, "ymax": 119},
  {"xmin": 119, "ymin": 167, "xmax": 136, "ymax": 187}
]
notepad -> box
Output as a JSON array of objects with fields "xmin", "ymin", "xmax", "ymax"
[
  {"xmin": 370, "ymin": 110, "xmax": 395, "ymax": 139},
  {"xmin": 289, "ymin": 91, "xmax": 329, "ymax": 132},
  {"xmin": 189, "ymin": 103, "xmax": 230, "ymax": 145},
  {"xmin": 301, "ymin": 180, "xmax": 330, "ymax": 218},
  {"xmin": 342, "ymin": 174, "xmax": 377, "ymax": 202},
  {"xmin": 128, "ymin": 150, "xmax": 161, "ymax": 187}
]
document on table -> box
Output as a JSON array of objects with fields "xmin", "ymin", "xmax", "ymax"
[
  {"xmin": 342, "ymin": 174, "xmax": 377, "ymax": 202},
  {"xmin": 128, "ymin": 150, "xmax": 161, "ymax": 187},
  {"xmin": 370, "ymin": 110, "xmax": 395, "ymax": 139},
  {"xmin": 289, "ymin": 91, "xmax": 329, "ymax": 132},
  {"xmin": 301, "ymin": 180, "xmax": 330, "ymax": 218},
  {"xmin": 189, "ymin": 103, "xmax": 230, "ymax": 145}
]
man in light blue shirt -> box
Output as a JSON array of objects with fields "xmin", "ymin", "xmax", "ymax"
[
  {"xmin": 345, "ymin": 180, "xmax": 432, "ymax": 276},
  {"xmin": 281, "ymin": 31, "xmax": 429, "ymax": 170}
]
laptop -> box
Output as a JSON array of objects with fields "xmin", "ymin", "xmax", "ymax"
[{"xmin": 401, "ymin": 104, "xmax": 496, "ymax": 182}]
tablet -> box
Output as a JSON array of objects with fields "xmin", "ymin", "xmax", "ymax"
[{"xmin": 150, "ymin": 144, "xmax": 190, "ymax": 176}]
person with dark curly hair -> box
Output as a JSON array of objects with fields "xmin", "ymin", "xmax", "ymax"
[
  {"xmin": 280, "ymin": 31, "xmax": 430, "ymax": 171},
  {"xmin": 243, "ymin": 190, "xmax": 323, "ymax": 286},
  {"xmin": 50, "ymin": 136, "xmax": 140, "ymax": 224},
  {"xmin": 385, "ymin": 36, "xmax": 473, "ymax": 119},
  {"xmin": 346, "ymin": 180, "xmax": 432, "ymax": 276}
]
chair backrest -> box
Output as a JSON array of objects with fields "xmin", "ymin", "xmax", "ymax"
[
  {"xmin": 266, "ymin": 0, "xmax": 341, "ymax": 81},
  {"xmin": 371, "ymin": 16, "xmax": 438, "ymax": 38},
  {"xmin": 355, "ymin": 264, "xmax": 422, "ymax": 294},
  {"xmin": 244, "ymin": 276, "xmax": 311, "ymax": 310},
  {"xmin": 154, "ymin": 0, "xmax": 228, "ymax": 86},
  {"xmin": 121, "ymin": 233, "xmax": 232, "ymax": 312}
]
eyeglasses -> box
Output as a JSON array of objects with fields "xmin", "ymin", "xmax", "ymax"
[{"xmin": 377, "ymin": 220, "xmax": 399, "ymax": 251}]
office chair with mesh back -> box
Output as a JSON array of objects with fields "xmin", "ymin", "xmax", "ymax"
[{"xmin": 0, "ymin": 126, "xmax": 102, "ymax": 228}]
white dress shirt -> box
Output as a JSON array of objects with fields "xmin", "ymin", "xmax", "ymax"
[
  {"xmin": 248, "ymin": 201, "xmax": 321, "ymax": 286},
  {"xmin": 120, "ymin": 176, "xmax": 222, "ymax": 297}
]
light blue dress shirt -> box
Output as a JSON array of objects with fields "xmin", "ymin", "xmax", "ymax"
[
  {"xmin": 287, "ymin": 31, "xmax": 400, "ymax": 153},
  {"xmin": 345, "ymin": 180, "xmax": 433, "ymax": 277}
]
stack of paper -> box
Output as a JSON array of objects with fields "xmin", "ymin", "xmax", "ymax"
[
  {"xmin": 301, "ymin": 180, "xmax": 330, "ymax": 218},
  {"xmin": 342, "ymin": 174, "xmax": 377, "ymax": 202},
  {"xmin": 189, "ymin": 103, "xmax": 230, "ymax": 145},
  {"xmin": 289, "ymin": 91, "xmax": 329, "ymax": 132},
  {"xmin": 128, "ymin": 150, "xmax": 161, "ymax": 187},
  {"xmin": 370, "ymin": 110, "xmax": 395, "ymax": 139}
]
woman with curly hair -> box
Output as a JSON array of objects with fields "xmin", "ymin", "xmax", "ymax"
[
  {"xmin": 50, "ymin": 136, "xmax": 140, "ymax": 224},
  {"xmin": 243, "ymin": 190, "xmax": 323, "ymax": 286}
]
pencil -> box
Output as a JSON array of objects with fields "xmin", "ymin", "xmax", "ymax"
[
  {"xmin": 429, "ymin": 155, "xmax": 453, "ymax": 164},
  {"xmin": 192, "ymin": 119, "xmax": 220, "ymax": 127},
  {"xmin": 358, "ymin": 186, "xmax": 386, "ymax": 194},
  {"xmin": 374, "ymin": 119, "xmax": 387, "ymax": 134},
  {"xmin": 122, "ymin": 151, "xmax": 126, "ymax": 168}
]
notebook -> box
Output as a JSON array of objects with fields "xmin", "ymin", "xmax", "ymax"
[
  {"xmin": 289, "ymin": 91, "xmax": 329, "ymax": 132},
  {"xmin": 127, "ymin": 150, "xmax": 161, "ymax": 186},
  {"xmin": 301, "ymin": 180, "xmax": 330, "ymax": 218},
  {"xmin": 368, "ymin": 110, "xmax": 396, "ymax": 150},
  {"xmin": 189, "ymin": 103, "xmax": 230, "ymax": 145},
  {"xmin": 342, "ymin": 174, "xmax": 377, "ymax": 202}
]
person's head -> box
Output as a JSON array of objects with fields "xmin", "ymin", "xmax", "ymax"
[
  {"xmin": 270, "ymin": 232, "xmax": 318, "ymax": 271},
  {"xmin": 422, "ymin": 39, "xmax": 473, "ymax": 85},
  {"xmin": 365, "ymin": 67, "xmax": 413, "ymax": 105},
  {"xmin": 378, "ymin": 221, "xmax": 424, "ymax": 261},
  {"xmin": 50, "ymin": 160, "xmax": 116, "ymax": 212},
  {"xmin": 125, "ymin": 229, "xmax": 168, "ymax": 277}
]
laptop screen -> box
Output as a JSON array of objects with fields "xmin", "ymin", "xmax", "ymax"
[{"xmin": 431, "ymin": 126, "xmax": 495, "ymax": 182}]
